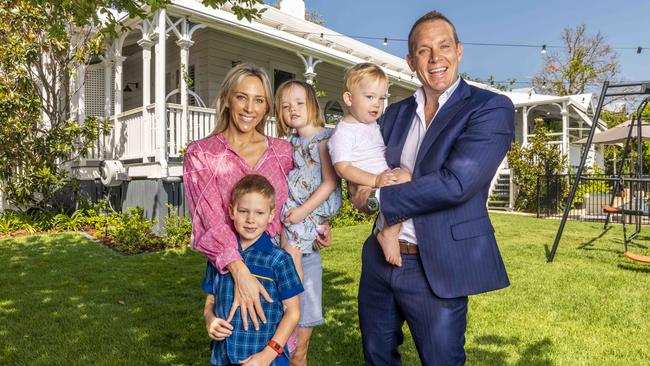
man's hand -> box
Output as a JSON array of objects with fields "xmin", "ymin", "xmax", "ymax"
[
  {"xmin": 239, "ymin": 346, "xmax": 277, "ymax": 366},
  {"xmin": 374, "ymin": 170, "xmax": 397, "ymax": 188},
  {"xmin": 226, "ymin": 261, "xmax": 273, "ymax": 331},
  {"xmin": 348, "ymin": 183, "xmax": 373, "ymax": 214}
]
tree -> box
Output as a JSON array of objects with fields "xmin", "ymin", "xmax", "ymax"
[
  {"xmin": 0, "ymin": 0, "xmax": 264, "ymax": 211},
  {"xmin": 532, "ymin": 24, "xmax": 618, "ymax": 96}
]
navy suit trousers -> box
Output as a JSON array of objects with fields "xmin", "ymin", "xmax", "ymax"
[{"xmin": 358, "ymin": 235, "xmax": 468, "ymax": 366}]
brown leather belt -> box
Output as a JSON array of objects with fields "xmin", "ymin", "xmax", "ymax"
[{"xmin": 398, "ymin": 240, "xmax": 419, "ymax": 255}]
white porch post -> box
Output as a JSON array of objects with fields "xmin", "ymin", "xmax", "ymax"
[
  {"xmin": 561, "ymin": 101, "xmax": 569, "ymax": 170},
  {"xmin": 177, "ymin": 18, "xmax": 205, "ymax": 145},
  {"xmin": 177, "ymin": 38, "xmax": 192, "ymax": 147},
  {"xmin": 102, "ymin": 56, "xmax": 112, "ymax": 121},
  {"xmin": 296, "ymin": 52, "xmax": 322, "ymax": 85},
  {"xmin": 177, "ymin": 18, "xmax": 193, "ymax": 148},
  {"xmin": 75, "ymin": 64, "xmax": 86, "ymax": 123},
  {"xmin": 139, "ymin": 38, "xmax": 154, "ymax": 163},
  {"xmin": 138, "ymin": 38, "xmax": 154, "ymax": 106},
  {"xmin": 113, "ymin": 33, "xmax": 128, "ymax": 116},
  {"xmin": 101, "ymin": 55, "xmax": 113, "ymax": 159},
  {"xmin": 138, "ymin": 20, "xmax": 154, "ymax": 163},
  {"xmin": 113, "ymin": 55, "xmax": 126, "ymax": 115},
  {"xmin": 154, "ymin": 9, "xmax": 168, "ymax": 174},
  {"xmin": 522, "ymin": 106, "xmax": 529, "ymax": 145}
]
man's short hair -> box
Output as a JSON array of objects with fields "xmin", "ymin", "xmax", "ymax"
[
  {"xmin": 231, "ymin": 174, "xmax": 276, "ymax": 209},
  {"xmin": 407, "ymin": 11, "xmax": 460, "ymax": 55},
  {"xmin": 344, "ymin": 62, "xmax": 388, "ymax": 92}
]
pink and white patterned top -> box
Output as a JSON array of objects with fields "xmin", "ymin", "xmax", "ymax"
[{"xmin": 183, "ymin": 132, "xmax": 293, "ymax": 274}]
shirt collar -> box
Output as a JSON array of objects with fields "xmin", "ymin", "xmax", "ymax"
[
  {"xmin": 239, "ymin": 231, "xmax": 274, "ymax": 254},
  {"xmin": 413, "ymin": 76, "xmax": 462, "ymax": 110}
]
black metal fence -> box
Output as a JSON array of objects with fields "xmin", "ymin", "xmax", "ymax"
[{"xmin": 536, "ymin": 174, "xmax": 650, "ymax": 224}]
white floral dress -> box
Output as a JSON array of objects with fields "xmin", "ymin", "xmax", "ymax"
[{"xmin": 282, "ymin": 129, "xmax": 342, "ymax": 253}]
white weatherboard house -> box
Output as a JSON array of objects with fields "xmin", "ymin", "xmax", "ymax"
[
  {"xmin": 64, "ymin": 0, "xmax": 421, "ymax": 224},
  {"xmin": 0, "ymin": 0, "xmax": 605, "ymax": 216}
]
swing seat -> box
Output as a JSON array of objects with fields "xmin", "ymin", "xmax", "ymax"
[
  {"xmin": 602, "ymin": 205, "xmax": 621, "ymax": 213},
  {"xmin": 624, "ymin": 251, "xmax": 650, "ymax": 264}
]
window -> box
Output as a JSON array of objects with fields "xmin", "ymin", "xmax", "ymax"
[{"xmin": 274, "ymin": 69, "xmax": 295, "ymax": 92}]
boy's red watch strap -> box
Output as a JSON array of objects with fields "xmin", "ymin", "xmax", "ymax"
[{"xmin": 267, "ymin": 339, "xmax": 284, "ymax": 355}]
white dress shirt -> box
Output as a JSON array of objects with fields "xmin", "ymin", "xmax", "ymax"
[{"xmin": 376, "ymin": 77, "xmax": 462, "ymax": 244}]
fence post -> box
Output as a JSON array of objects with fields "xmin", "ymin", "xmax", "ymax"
[{"xmin": 536, "ymin": 175, "xmax": 541, "ymax": 218}]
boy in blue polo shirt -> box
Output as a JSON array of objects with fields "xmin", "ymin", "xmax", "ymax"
[{"xmin": 202, "ymin": 174, "xmax": 303, "ymax": 366}]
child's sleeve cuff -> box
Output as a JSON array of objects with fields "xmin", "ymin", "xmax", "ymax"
[{"xmin": 279, "ymin": 284, "xmax": 304, "ymax": 301}]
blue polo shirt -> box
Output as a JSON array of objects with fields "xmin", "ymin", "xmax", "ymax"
[{"xmin": 202, "ymin": 232, "xmax": 304, "ymax": 366}]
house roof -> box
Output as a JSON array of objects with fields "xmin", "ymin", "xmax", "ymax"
[
  {"xmin": 503, "ymin": 89, "xmax": 606, "ymax": 130},
  {"xmin": 503, "ymin": 89, "xmax": 593, "ymax": 110},
  {"xmin": 154, "ymin": 0, "xmax": 419, "ymax": 90}
]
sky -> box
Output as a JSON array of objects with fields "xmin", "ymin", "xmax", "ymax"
[{"xmin": 268, "ymin": 0, "xmax": 650, "ymax": 88}]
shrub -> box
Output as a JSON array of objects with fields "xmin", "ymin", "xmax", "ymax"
[
  {"xmin": 82, "ymin": 199, "xmax": 120, "ymax": 233},
  {"xmin": 507, "ymin": 127, "xmax": 567, "ymax": 212},
  {"xmin": 160, "ymin": 205, "xmax": 192, "ymax": 249},
  {"xmin": 573, "ymin": 166, "xmax": 610, "ymax": 207},
  {"xmin": 0, "ymin": 210, "xmax": 39, "ymax": 235},
  {"xmin": 51, "ymin": 210, "xmax": 87, "ymax": 231},
  {"xmin": 111, "ymin": 207, "xmax": 157, "ymax": 254}
]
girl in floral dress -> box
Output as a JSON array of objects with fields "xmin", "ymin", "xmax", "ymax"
[{"xmin": 275, "ymin": 80, "xmax": 341, "ymax": 366}]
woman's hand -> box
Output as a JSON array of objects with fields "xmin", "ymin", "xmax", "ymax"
[
  {"xmin": 226, "ymin": 260, "xmax": 273, "ymax": 331},
  {"xmin": 239, "ymin": 347, "xmax": 277, "ymax": 366}
]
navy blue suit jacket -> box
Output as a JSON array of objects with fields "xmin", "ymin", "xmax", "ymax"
[{"xmin": 379, "ymin": 78, "xmax": 514, "ymax": 298}]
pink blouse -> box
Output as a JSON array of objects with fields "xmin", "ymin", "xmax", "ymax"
[{"xmin": 183, "ymin": 133, "xmax": 293, "ymax": 273}]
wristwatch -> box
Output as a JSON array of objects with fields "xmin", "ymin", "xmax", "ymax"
[
  {"xmin": 367, "ymin": 188, "xmax": 379, "ymax": 212},
  {"xmin": 267, "ymin": 339, "xmax": 284, "ymax": 355}
]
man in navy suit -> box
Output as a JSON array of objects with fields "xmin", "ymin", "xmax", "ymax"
[{"xmin": 350, "ymin": 11, "xmax": 515, "ymax": 365}]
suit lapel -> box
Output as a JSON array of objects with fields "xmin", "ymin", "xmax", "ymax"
[
  {"xmin": 414, "ymin": 79, "xmax": 471, "ymax": 169},
  {"xmin": 385, "ymin": 98, "xmax": 417, "ymax": 167}
]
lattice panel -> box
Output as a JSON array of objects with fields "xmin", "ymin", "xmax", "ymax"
[
  {"xmin": 84, "ymin": 65, "xmax": 114, "ymax": 117},
  {"xmin": 84, "ymin": 67, "xmax": 105, "ymax": 117}
]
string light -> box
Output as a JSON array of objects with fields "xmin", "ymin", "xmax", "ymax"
[{"xmin": 289, "ymin": 31, "xmax": 648, "ymax": 54}]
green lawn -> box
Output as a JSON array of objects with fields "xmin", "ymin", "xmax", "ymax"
[{"xmin": 1, "ymin": 213, "xmax": 649, "ymax": 365}]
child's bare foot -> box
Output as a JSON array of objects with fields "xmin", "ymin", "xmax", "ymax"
[{"xmin": 376, "ymin": 230, "xmax": 402, "ymax": 267}]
